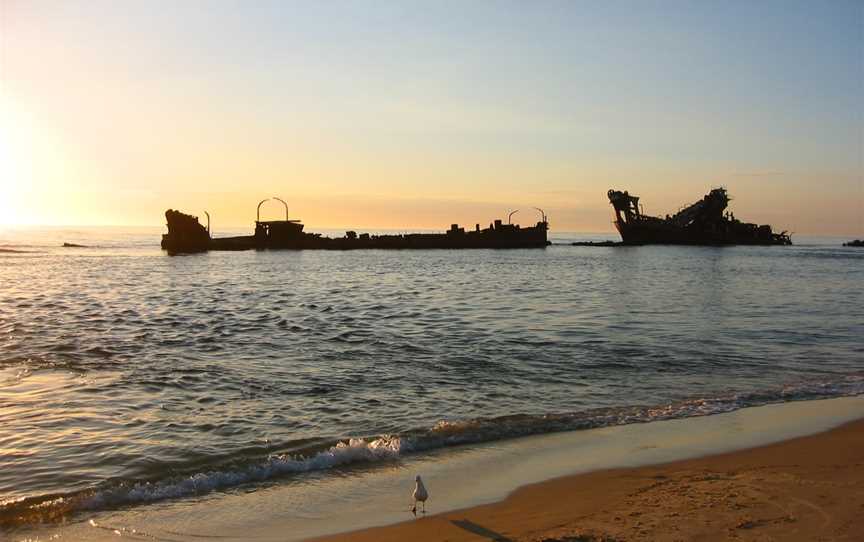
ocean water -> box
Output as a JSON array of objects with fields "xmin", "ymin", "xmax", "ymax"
[{"xmin": 1, "ymin": 226, "xmax": 862, "ymax": 532}]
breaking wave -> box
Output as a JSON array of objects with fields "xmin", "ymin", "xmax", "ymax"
[{"xmin": 3, "ymin": 373, "xmax": 862, "ymax": 529}]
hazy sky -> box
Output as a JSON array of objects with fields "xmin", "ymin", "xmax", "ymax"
[{"xmin": 1, "ymin": 0, "xmax": 861, "ymax": 234}]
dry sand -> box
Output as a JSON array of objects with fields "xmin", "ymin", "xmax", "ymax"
[{"xmin": 317, "ymin": 419, "xmax": 864, "ymax": 541}]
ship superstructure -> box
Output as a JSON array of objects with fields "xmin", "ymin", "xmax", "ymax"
[{"xmin": 607, "ymin": 188, "xmax": 791, "ymax": 245}]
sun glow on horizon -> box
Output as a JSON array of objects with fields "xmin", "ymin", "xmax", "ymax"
[
  {"xmin": 0, "ymin": 91, "xmax": 100, "ymax": 227},
  {"xmin": 0, "ymin": 94, "xmax": 43, "ymax": 226},
  {"xmin": 0, "ymin": 100, "xmax": 23, "ymax": 226}
]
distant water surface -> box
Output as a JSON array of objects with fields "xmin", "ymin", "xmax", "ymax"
[{"xmin": 1, "ymin": 226, "xmax": 862, "ymax": 529}]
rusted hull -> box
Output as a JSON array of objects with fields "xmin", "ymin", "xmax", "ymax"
[
  {"xmin": 161, "ymin": 210, "xmax": 550, "ymax": 254},
  {"xmin": 194, "ymin": 231, "xmax": 550, "ymax": 251},
  {"xmin": 615, "ymin": 221, "xmax": 790, "ymax": 246}
]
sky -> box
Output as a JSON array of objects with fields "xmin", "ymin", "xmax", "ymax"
[{"xmin": 1, "ymin": 0, "xmax": 862, "ymax": 234}]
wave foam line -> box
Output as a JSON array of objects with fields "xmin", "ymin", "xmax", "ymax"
[
  {"xmin": 84, "ymin": 436, "xmax": 404, "ymax": 509},
  {"xmin": 3, "ymin": 373, "xmax": 862, "ymax": 528}
]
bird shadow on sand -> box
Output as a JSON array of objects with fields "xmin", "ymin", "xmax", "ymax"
[{"xmin": 450, "ymin": 519, "xmax": 513, "ymax": 542}]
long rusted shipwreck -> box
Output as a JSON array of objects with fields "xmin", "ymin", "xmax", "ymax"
[
  {"xmin": 161, "ymin": 200, "xmax": 550, "ymax": 253},
  {"xmin": 607, "ymin": 188, "xmax": 791, "ymax": 246}
]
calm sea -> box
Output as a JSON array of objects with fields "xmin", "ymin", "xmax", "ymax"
[{"xmin": 1, "ymin": 226, "xmax": 862, "ymax": 531}]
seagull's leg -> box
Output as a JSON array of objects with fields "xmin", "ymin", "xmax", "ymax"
[{"xmin": 422, "ymin": 501, "xmax": 426, "ymax": 513}]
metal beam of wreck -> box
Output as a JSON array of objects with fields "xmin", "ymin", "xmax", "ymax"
[
  {"xmin": 534, "ymin": 207, "xmax": 547, "ymax": 223},
  {"xmin": 273, "ymin": 197, "xmax": 289, "ymax": 221},
  {"xmin": 257, "ymin": 198, "xmax": 271, "ymax": 222}
]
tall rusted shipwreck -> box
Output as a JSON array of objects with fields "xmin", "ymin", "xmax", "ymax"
[
  {"xmin": 608, "ymin": 188, "xmax": 791, "ymax": 246},
  {"xmin": 161, "ymin": 200, "xmax": 549, "ymax": 253}
]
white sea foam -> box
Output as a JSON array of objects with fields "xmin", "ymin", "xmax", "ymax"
[
  {"xmin": 81, "ymin": 436, "xmax": 406, "ymax": 510},
  {"xmin": 4, "ymin": 374, "xmax": 863, "ymax": 525}
]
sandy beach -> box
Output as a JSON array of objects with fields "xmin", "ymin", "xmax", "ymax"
[{"xmin": 321, "ymin": 418, "xmax": 864, "ymax": 542}]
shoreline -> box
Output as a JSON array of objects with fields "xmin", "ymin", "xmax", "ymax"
[
  {"xmin": 11, "ymin": 396, "xmax": 864, "ymax": 541},
  {"xmin": 319, "ymin": 416, "xmax": 864, "ymax": 541}
]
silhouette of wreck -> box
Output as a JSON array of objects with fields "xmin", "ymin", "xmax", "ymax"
[
  {"xmin": 844, "ymin": 239, "xmax": 863, "ymax": 247},
  {"xmin": 161, "ymin": 199, "xmax": 550, "ymax": 253},
  {"xmin": 607, "ymin": 188, "xmax": 791, "ymax": 246}
]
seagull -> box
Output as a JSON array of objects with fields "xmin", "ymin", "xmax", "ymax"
[{"xmin": 412, "ymin": 474, "xmax": 428, "ymax": 515}]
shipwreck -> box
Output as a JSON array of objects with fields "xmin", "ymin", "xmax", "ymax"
[
  {"xmin": 161, "ymin": 199, "xmax": 550, "ymax": 253},
  {"xmin": 607, "ymin": 187, "xmax": 791, "ymax": 246}
]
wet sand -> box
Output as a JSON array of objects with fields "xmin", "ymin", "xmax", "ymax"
[{"xmin": 320, "ymin": 418, "xmax": 864, "ymax": 542}]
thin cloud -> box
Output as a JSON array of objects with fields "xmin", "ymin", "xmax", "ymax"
[{"xmin": 731, "ymin": 171, "xmax": 784, "ymax": 177}]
